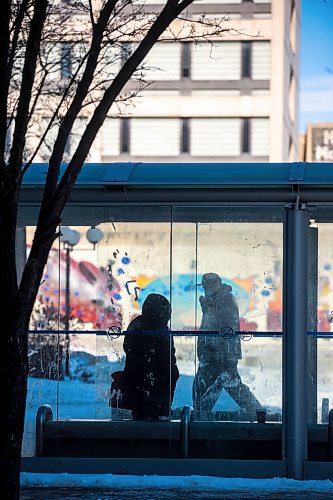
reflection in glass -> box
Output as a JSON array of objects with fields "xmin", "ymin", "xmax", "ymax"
[
  {"xmin": 193, "ymin": 272, "xmax": 262, "ymax": 421},
  {"xmin": 171, "ymin": 216, "xmax": 283, "ymax": 422},
  {"xmin": 24, "ymin": 332, "xmax": 63, "ymax": 456},
  {"xmin": 58, "ymin": 333, "xmax": 96, "ymax": 420},
  {"xmin": 96, "ymin": 211, "xmax": 173, "ymax": 422},
  {"xmin": 317, "ymin": 338, "xmax": 333, "ymax": 423},
  {"xmin": 23, "ymin": 208, "xmax": 284, "ymax": 459},
  {"xmin": 313, "ymin": 223, "xmax": 333, "ymax": 422}
]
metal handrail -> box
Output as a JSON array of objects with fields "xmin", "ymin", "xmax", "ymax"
[
  {"xmin": 35, "ymin": 405, "xmax": 53, "ymax": 457},
  {"xmin": 180, "ymin": 405, "xmax": 194, "ymax": 458}
]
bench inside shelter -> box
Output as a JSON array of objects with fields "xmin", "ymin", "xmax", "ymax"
[{"xmin": 36, "ymin": 404, "xmax": 333, "ymax": 461}]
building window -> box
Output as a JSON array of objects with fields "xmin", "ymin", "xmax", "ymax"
[
  {"xmin": 65, "ymin": 117, "xmax": 88, "ymax": 155},
  {"xmin": 99, "ymin": 44, "xmax": 121, "ymax": 83},
  {"xmin": 191, "ymin": 118, "xmax": 241, "ymax": 156},
  {"xmin": 193, "ymin": 0, "xmax": 241, "ymax": 3},
  {"xmin": 181, "ymin": 118, "xmax": 190, "ymax": 153},
  {"xmin": 241, "ymin": 42, "xmax": 251, "ymax": 78},
  {"xmin": 191, "ymin": 42, "xmax": 241, "ymax": 81},
  {"xmin": 251, "ymin": 41, "xmax": 270, "ymax": 80},
  {"xmin": 121, "ymin": 118, "xmax": 130, "ymax": 153},
  {"xmin": 142, "ymin": 43, "xmax": 181, "ymax": 81},
  {"xmin": 242, "ymin": 118, "xmax": 250, "ymax": 153},
  {"xmin": 39, "ymin": 118, "xmax": 58, "ymax": 159},
  {"xmin": 130, "ymin": 118, "xmax": 181, "ymax": 156},
  {"xmin": 181, "ymin": 43, "xmax": 191, "ymax": 78},
  {"xmin": 121, "ymin": 42, "xmax": 134, "ymax": 65},
  {"xmin": 42, "ymin": 43, "xmax": 61, "ymax": 81},
  {"xmin": 251, "ymin": 117, "xmax": 269, "ymax": 156},
  {"xmin": 61, "ymin": 43, "xmax": 72, "ymax": 79},
  {"xmin": 38, "ymin": 116, "xmax": 89, "ymax": 159},
  {"xmin": 100, "ymin": 117, "xmax": 121, "ymax": 156}
]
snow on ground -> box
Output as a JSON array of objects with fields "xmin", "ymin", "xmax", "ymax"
[
  {"xmin": 23, "ymin": 368, "xmax": 281, "ymax": 456},
  {"xmin": 20, "ymin": 473, "xmax": 333, "ymax": 493}
]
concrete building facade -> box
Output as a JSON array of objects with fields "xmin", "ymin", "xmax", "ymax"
[{"xmin": 34, "ymin": 0, "xmax": 300, "ymax": 164}]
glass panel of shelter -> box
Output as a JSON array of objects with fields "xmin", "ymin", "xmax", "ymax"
[
  {"xmin": 308, "ymin": 209, "xmax": 333, "ymax": 430},
  {"xmin": 23, "ymin": 205, "xmax": 284, "ymax": 460},
  {"xmin": 306, "ymin": 208, "xmax": 333, "ymax": 463},
  {"xmin": 95, "ymin": 207, "xmax": 177, "ymax": 458},
  {"xmin": 25, "ymin": 226, "xmax": 62, "ymax": 457},
  {"xmin": 24, "ymin": 211, "xmax": 104, "ymax": 455},
  {"xmin": 55, "ymin": 224, "xmax": 100, "ymax": 420},
  {"xmin": 95, "ymin": 207, "xmax": 173, "ymax": 408},
  {"xmin": 171, "ymin": 207, "xmax": 283, "ymax": 432}
]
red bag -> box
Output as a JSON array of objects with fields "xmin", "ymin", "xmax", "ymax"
[{"xmin": 109, "ymin": 370, "xmax": 127, "ymax": 409}]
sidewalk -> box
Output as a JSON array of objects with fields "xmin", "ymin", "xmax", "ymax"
[{"xmin": 19, "ymin": 487, "xmax": 333, "ymax": 499}]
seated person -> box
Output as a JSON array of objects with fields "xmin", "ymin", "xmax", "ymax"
[{"xmin": 123, "ymin": 293, "xmax": 179, "ymax": 420}]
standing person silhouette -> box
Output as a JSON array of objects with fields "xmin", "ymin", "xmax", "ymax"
[
  {"xmin": 123, "ymin": 293, "xmax": 179, "ymax": 420},
  {"xmin": 193, "ymin": 273, "xmax": 261, "ymax": 420}
]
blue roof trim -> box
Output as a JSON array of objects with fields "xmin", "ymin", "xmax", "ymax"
[
  {"xmin": 21, "ymin": 162, "xmax": 333, "ymax": 188},
  {"xmin": 102, "ymin": 162, "xmax": 138, "ymax": 182},
  {"xmin": 289, "ymin": 162, "xmax": 306, "ymax": 181}
]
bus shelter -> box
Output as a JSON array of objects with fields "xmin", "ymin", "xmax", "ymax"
[{"xmin": 19, "ymin": 162, "xmax": 333, "ymax": 480}]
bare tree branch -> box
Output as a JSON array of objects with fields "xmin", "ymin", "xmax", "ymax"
[
  {"xmin": 52, "ymin": 0, "xmax": 194, "ymax": 214},
  {"xmin": 1, "ymin": 0, "xmax": 240, "ymax": 495},
  {"xmin": 8, "ymin": 0, "xmax": 48, "ymax": 181},
  {"xmin": 40, "ymin": 0, "xmax": 119, "ymax": 208},
  {"xmin": 7, "ymin": 1, "xmax": 30, "ymax": 81},
  {"xmin": 88, "ymin": 0, "xmax": 95, "ymax": 27},
  {"xmin": 22, "ymin": 39, "xmax": 93, "ymax": 173},
  {"xmin": 0, "ymin": 0, "xmax": 12, "ymax": 164}
]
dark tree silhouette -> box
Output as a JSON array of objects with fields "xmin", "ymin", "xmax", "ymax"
[{"xmin": 0, "ymin": 1, "xmax": 229, "ymax": 497}]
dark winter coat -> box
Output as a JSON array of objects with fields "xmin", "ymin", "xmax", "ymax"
[
  {"xmin": 198, "ymin": 282, "xmax": 241, "ymax": 367},
  {"xmin": 123, "ymin": 294, "xmax": 179, "ymax": 420}
]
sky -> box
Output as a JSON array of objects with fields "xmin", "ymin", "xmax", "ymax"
[{"xmin": 300, "ymin": 0, "xmax": 333, "ymax": 132}]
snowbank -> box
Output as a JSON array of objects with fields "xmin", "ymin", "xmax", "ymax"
[{"xmin": 20, "ymin": 473, "xmax": 333, "ymax": 493}]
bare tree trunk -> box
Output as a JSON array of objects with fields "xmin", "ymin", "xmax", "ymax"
[
  {"xmin": 0, "ymin": 2, "xmax": 225, "ymax": 496},
  {"xmin": 2, "ymin": 321, "xmax": 29, "ymax": 500},
  {"xmin": 0, "ymin": 189, "xmax": 25, "ymax": 498},
  {"xmin": 0, "ymin": 190, "xmax": 58, "ymax": 498}
]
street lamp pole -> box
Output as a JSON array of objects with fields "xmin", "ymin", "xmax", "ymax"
[
  {"xmin": 60, "ymin": 227, "xmax": 80, "ymax": 378},
  {"xmin": 64, "ymin": 242, "xmax": 71, "ymax": 377},
  {"xmin": 60, "ymin": 225, "xmax": 103, "ymax": 377}
]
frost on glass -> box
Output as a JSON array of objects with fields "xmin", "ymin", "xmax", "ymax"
[
  {"xmin": 171, "ymin": 213, "xmax": 283, "ymax": 421},
  {"xmin": 24, "ymin": 224, "xmax": 103, "ymax": 454},
  {"xmin": 317, "ymin": 339, "xmax": 333, "ymax": 423},
  {"xmin": 315, "ymin": 223, "xmax": 333, "ymax": 422},
  {"xmin": 23, "ymin": 207, "xmax": 284, "ymax": 458},
  {"xmin": 96, "ymin": 331, "xmax": 126, "ymax": 420},
  {"xmin": 94, "ymin": 208, "xmax": 283, "ymax": 422},
  {"xmin": 23, "ymin": 332, "xmax": 63, "ymax": 456},
  {"xmin": 317, "ymin": 224, "xmax": 333, "ymax": 333},
  {"xmin": 57, "ymin": 333, "xmax": 96, "ymax": 420},
  {"xmin": 95, "ymin": 208, "xmax": 173, "ymax": 421}
]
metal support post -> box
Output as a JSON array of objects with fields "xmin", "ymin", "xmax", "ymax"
[
  {"xmin": 283, "ymin": 202, "xmax": 308, "ymax": 479},
  {"xmin": 307, "ymin": 226, "xmax": 318, "ymax": 424}
]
